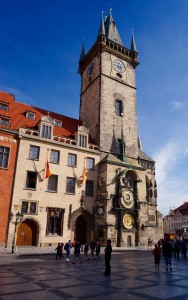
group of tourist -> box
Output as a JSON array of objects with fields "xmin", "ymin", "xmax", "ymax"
[
  {"xmin": 55, "ymin": 239, "xmax": 112, "ymax": 276},
  {"xmin": 152, "ymin": 237, "xmax": 187, "ymax": 271}
]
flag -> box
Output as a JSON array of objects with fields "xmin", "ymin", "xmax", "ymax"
[
  {"xmin": 80, "ymin": 161, "xmax": 87, "ymax": 187},
  {"xmin": 45, "ymin": 159, "xmax": 51, "ymax": 179}
]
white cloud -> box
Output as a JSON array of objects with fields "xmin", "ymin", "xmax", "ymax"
[{"xmin": 169, "ymin": 100, "xmax": 186, "ymax": 110}]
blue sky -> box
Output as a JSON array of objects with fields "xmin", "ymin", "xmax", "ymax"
[{"xmin": 0, "ymin": 0, "xmax": 188, "ymax": 215}]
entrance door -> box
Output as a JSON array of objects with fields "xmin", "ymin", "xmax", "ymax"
[
  {"xmin": 16, "ymin": 219, "xmax": 37, "ymax": 246},
  {"xmin": 127, "ymin": 235, "xmax": 131, "ymax": 246},
  {"xmin": 75, "ymin": 216, "xmax": 86, "ymax": 244}
]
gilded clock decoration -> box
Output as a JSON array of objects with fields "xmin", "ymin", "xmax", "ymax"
[
  {"xmin": 121, "ymin": 191, "xmax": 134, "ymax": 208},
  {"xmin": 123, "ymin": 214, "xmax": 134, "ymax": 229}
]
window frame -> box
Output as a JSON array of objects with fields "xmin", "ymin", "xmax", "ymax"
[
  {"xmin": 68, "ymin": 153, "xmax": 77, "ymax": 167},
  {"xmin": 47, "ymin": 174, "xmax": 58, "ymax": 192},
  {"xmin": 66, "ymin": 177, "xmax": 76, "ymax": 194},
  {"xmin": 115, "ymin": 99, "xmax": 123, "ymax": 116},
  {"xmin": 21, "ymin": 200, "xmax": 38, "ymax": 214},
  {"xmin": 50, "ymin": 149, "xmax": 60, "ymax": 164},
  {"xmin": 0, "ymin": 116, "xmax": 10, "ymax": 126},
  {"xmin": 46, "ymin": 208, "xmax": 64, "ymax": 236},
  {"xmin": 78, "ymin": 134, "xmax": 87, "ymax": 148},
  {"xmin": 26, "ymin": 171, "xmax": 37, "ymax": 190},
  {"xmin": 42, "ymin": 124, "xmax": 52, "ymax": 139},
  {"xmin": 0, "ymin": 146, "xmax": 10, "ymax": 169},
  {"xmin": 0, "ymin": 102, "xmax": 9, "ymax": 111},
  {"xmin": 85, "ymin": 180, "xmax": 94, "ymax": 197},
  {"xmin": 86, "ymin": 157, "xmax": 94, "ymax": 170},
  {"xmin": 54, "ymin": 119, "xmax": 62, "ymax": 127},
  {"xmin": 29, "ymin": 145, "xmax": 40, "ymax": 160},
  {"xmin": 26, "ymin": 111, "xmax": 35, "ymax": 120}
]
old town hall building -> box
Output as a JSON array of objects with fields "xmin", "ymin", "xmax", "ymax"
[{"xmin": 0, "ymin": 11, "xmax": 163, "ymax": 248}]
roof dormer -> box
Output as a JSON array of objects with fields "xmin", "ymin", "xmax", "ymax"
[
  {"xmin": 75, "ymin": 124, "xmax": 89, "ymax": 148},
  {"xmin": 38, "ymin": 112, "xmax": 54, "ymax": 139}
]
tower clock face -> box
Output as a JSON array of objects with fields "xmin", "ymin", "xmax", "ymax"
[
  {"xmin": 121, "ymin": 191, "xmax": 134, "ymax": 208},
  {"xmin": 113, "ymin": 59, "xmax": 125, "ymax": 73},
  {"xmin": 87, "ymin": 63, "xmax": 94, "ymax": 77},
  {"xmin": 123, "ymin": 214, "xmax": 134, "ymax": 229}
]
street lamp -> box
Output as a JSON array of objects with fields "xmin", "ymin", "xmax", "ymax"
[{"xmin": 10, "ymin": 211, "xmax": 24, "ymax": 254}]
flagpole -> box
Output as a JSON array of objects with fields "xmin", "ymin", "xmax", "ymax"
[{"xmin": 43, "ymin": 149, "xmax": 49, "ymax": 180}]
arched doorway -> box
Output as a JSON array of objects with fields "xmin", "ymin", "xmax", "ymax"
[
  {"xmin": 127, "ymin": 235, "xmax": 131, "ymax": 246},
  {"xmin": 16, "ymin": 219, "xmax": 38, "ymax": 246},
  {"xmin": 75, "ymin": 215, "xmax": 86, "ymax": 244}
]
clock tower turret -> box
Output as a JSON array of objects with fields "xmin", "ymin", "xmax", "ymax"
[{"xmin": 79, "ymin": 9, "xmax": 139, "ymax": 159}]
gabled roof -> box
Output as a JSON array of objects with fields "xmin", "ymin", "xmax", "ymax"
[
  {"xmin": 138, "ymin": 148, "xmax": 155, "ymax": 163},
  {"xmin": 0, "ymin": 91, "xmax": 95, "ymax": 143},
  {"xmin": 174, "ymin": 202, "xmax": 188, "ymax": 215},
  {"xmin": 100, "ymin": 153, "xmax": 143, "ymax": 170}
]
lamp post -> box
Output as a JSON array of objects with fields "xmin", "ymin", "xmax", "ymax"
[{"xmin": 10, "ymin": 211, "xmax": 24, "ymax": 254}]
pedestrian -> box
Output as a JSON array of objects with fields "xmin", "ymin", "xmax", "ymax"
[
  {"xmin": 55, "ymin": 243, "xmax": 61, "ymax": 260},
  {"xmin": 72, "ymin": 241, "xmax": 83, "ymax": 264},
  {"xmin": 181, "ymin": 238, "xmax": 187, "ymax": 259},
  {"xmin": 152, "ymin": 244, "xmax": 161, "ymax": 270},
  {"xmin": 90, "ymin": 240, "xmax": 96, "ymax": 260},
  {"xmin": 84, "ymin": 242, "xmax": 89, "ymax": 259},
  {"xmin": 64, "ymin": 240, "xmax": 72, "ymax": 261},
  {"xmin": 96, "ymin": 241, "xmax": 101, "ymax": 260},
  {"xmin": 104, "ymin": 239, "xmax": 112, "ymax": 276},
  {"xmin": 174, "ymin": 240, "xmax": 180, "ymax": 259},
  {"xmin": 59, "ymin": 243, "xmax": 64, "ymax": 259},
  {"xmin": 163, "ymin": 238, "xmax": 173, "ymax": 271}
]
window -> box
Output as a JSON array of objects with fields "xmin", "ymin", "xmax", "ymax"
[
  {"xmin": 54, "ymin": 120, "xmax": 62, "ymax": 127},
  {"xmin": 50, "ymin": 150, "xmax": 60, "ymax": 164},
  {"xmin": 46, "ymin": 208, "xmax": 64, "ymax": 236},
  {"xmin": 79, "ymin": 134, "xmax": 87, "ymax": 147},
  {"xmin": 29, "ymin": 145, "xmax": 40, "ymax": 160},
  {"xmin": 26, "ymin": 171, "xmax": 37, "ymax": 189},
  {"xmin": 68, "ymin": 153, "xmax": 77, "ymax": 167},
  {"xmin": 0, "ymin": 102, "xmax": 9, "ymax": 111},
  {"xmin": 42, "ymin": 124, "xmax": 52, "ymax": 139},
  {"xmin": 0, "ymin": 116, "xmax": 9, "ymax": 126},
  {"xmin": 26, "ymin": 111, "xmax": 35, "ymax": 120},
  {"xmin": 86, "ymin": 157, "xmax": 94, "ymax": 170},
  {"xmin": 47, "ymin": 175, "xmax": 58, "ymax": 192},
  {"xmin": 21, "ymin": 201, "xmax": 37, "ymax": 214},
  {"xmin": 66, "ymin": 177, "xmax": 75, "ymax": 194},
  {"xmin": 0, "ymin": 146, "xmax": 10, "ymax": 168},
  {"xmin": 115, "ymin": 100, "xmax": 123, "ymax": 116},
  {"xmin": 86, "ymin": 180, "xmax": 93, "ymax": 196}
]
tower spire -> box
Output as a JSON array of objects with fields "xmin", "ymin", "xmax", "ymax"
[
  {"xmin": 79, "ymin": 42, "xmax": 86, "ymax": 61},
  {"xmin": 130, "ymin": 29, "xmax": 137, "ymax": 52},
  {"xmin": 98, "ymin": 11, "xmax": 106, "ymax": 36},
  {"xmin": 104, "ymin": 9, "xmax": 123, "ymax": 46}
]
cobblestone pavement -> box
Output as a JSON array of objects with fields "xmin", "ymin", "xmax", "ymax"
[{"xmin": 0, "ymin": 250, "xmax": 188, "ymax": 300}]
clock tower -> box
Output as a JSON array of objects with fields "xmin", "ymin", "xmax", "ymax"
[
  {"xmin": 79, "ymin": 9, "xmax": 139, "ymax": 159},
  {"xmin": 78, "ymin": 10, "xmax": 163, "ymax": 247}
]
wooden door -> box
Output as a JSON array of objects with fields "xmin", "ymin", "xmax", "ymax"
[
  {"xmin": 75, "ymin": 216, "xmax": 86, "ymax": 245},
  {"xmin": 16, "ymin": 220, "xmax": 37, "ymax": 246}
]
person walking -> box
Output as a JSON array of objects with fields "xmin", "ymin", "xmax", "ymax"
[
  {"xmin": 163, "ymin": 238, "xmax": 173, "ymax": 271},
  {"xmin": 96, "ymin": 241, "xmax": 101, "ymax": 260},
  {"xmin": 104, "ymin": 239, "xmax": 112, "ymax": 276},
  {"xmin": 59, "ymin": 243, "xmax": 64, "ymax": 260},
  {"xmin": 64, "ymin": 240, "xmax": 72, "ymax": 261},
  {"xmin": 84, "ymin": 242, "xmax": 89, "ymax": 259},
  {"xmin": 90, "ymin": 240, "xmax": 96, "ymax": 260},
  {"xmin": 72, "ymin": 241, "xmax": 83, "ymax": 264},
  {"xmin": 55, "ymin": 243, "xmax": 61, "ymax": 260},
  {"xmin": 152, "ymin": 244, "xmax": 161, "ymax": 270}
]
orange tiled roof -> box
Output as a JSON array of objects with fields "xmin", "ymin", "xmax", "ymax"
[
  {"xmin": 0, "ymin": 91, "xmax": 87, "ymax": 139},
  {"xmin": 174, "ymin": 202, "xmax": 188, "ymax": 215}
]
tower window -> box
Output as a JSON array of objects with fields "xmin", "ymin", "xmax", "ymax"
[{"xmin": 115, "ymin": 100, "xmax": 123, "ymax": 116}]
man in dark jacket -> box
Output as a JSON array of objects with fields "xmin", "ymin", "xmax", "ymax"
[
  {"xmin": 104, "ymin": 239, "xmax": 112, "ymax": 276},
  {"xmin": 163, "ymin": 238, "xmax": 172, "ymax": 271}
]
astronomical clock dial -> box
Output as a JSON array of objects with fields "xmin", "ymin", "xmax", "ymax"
[
  {"xmin": 123, "ymin": 214, "xmax": 134, "ymax": 229},
  {"xmin": 121, "ymin": 191, "xmax": 134, "ymax": 208},
  {"xmin": 113, "ymin": 59, "xmax": 125, "ymax": 73}
]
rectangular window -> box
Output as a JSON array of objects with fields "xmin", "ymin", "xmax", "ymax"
[
  {"xmin": 79, "ymin": 134, "xmax": 87, "ymax": 147},
  {"xmin": 0, "ymin": 116, "xmax": 9, "ymax": 126},
  {"xmin": 42, "ymin": 125, "xmax": 51, "ymax": 139},
  {"xmin": 115, "ymin": 100, "xmax": 123, "ymax": 116},
  {"xmin": 46, "ymin": 208, "xmax": 64, "ymax": 236},
  {"xmin": 50, "ymin": 150, "xmax": 60, "ymax": 164},
  {"xmin": 54, "ymin": 120, "xmax": 62, "ymax": 127},
  {"xmin": 26, "ymin": 112, "xmax": 35, "ymax": 120},
  {"xmin": 0, "ymin": 102, "xmax": 9, "ymax": 111},
  {"xmin": 21, "ymin": 201, "xmax": 37, "ymax": 214},
  {"xmin": 47, "ymin": 175, "xmax": 58, "ymax": 192},
  {"xmin": 29, "ymin": 145, "xmax": 40, "ymax": 160},
  {"xmin": 0, "ymin": 146, "xmax": 10, "ymax": 168},
  {"xmin": 86, "ymin": 157, "xmax": 94, "ymax": 170},
  {"xmin": 66, "ymin": 177, "xmax": 75, "ymax": 194},
  {"xmin": 86, "ymin": 180, "xmax": 94, "ymax": 196},
  {"xmin": 26, "ymin": 171, "xmax": 37, "ymax": 189},
  {"xmin": 68, "ymin": 153, "xmax": 77, "ymax": 167}
]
